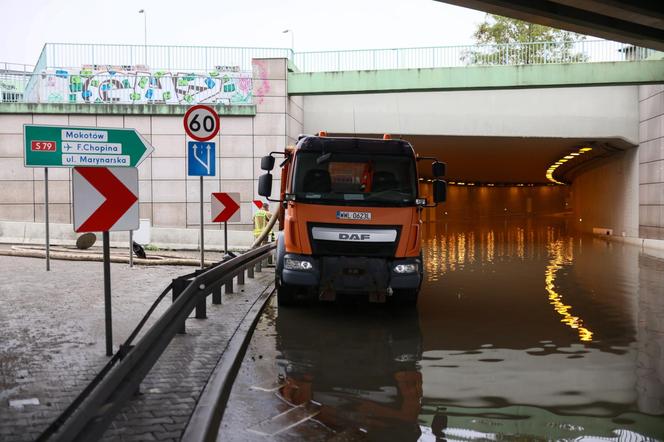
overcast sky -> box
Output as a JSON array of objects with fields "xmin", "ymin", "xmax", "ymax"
[{"xmin": 0, "ymin": 0, "xmax": 487, "ymax": 66}]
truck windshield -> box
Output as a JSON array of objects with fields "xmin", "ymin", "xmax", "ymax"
[{"xmin": 292, "ymin": 151, "xmax": 417, "ymax": 206}]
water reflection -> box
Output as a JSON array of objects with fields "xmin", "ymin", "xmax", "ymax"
[
  {"xmin": 275, "ymin": 217, "xmax": 664, "ymax": 440},
  {"xmin": 545, "ymin": 231, "xmax": 593, "ymax": 342},
  {"xmin": 276, "ymin": 308, "xmax": 424, "ymax": 440}
]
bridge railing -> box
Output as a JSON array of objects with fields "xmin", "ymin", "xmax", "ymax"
[
  {"xmin": 2, "ymin": 40, "xmax": 660, "ymax": 103},
  {"xmin": 293, "ymin": 39, "xmax": 659, "ymax": 72},
  {"xmin": 38, "ymin": 43, "xmax": 293, "ymax": 73}
]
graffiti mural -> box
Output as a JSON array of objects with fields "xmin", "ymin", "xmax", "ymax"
[{"xmin": 34, "ymin": 65, "xmax": 253, "ymax": 105}]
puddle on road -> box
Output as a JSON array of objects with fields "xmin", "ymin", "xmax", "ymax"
[{"xmin": 272, "ymin": 218, "xmax": 664, "ymax": 441}]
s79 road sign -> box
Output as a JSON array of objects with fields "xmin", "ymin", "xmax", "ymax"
[
  {"xmin": 184, "ymin": 105, "xmax": 220, "ymax": 142},
  {"xmin": 24, "ymin": 125, "xmax": 153, "ymax": 168}
]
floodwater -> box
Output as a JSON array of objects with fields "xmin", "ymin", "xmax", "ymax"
[{"xmin": 228, "ymin": 217, "xmax": 664, "ymax": 440}]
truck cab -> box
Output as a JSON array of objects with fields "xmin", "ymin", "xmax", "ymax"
[{"xmin": 259, "ymin": 133, "xmax": 446, "ymax": 306}]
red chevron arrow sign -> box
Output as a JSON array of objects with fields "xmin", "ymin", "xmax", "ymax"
[
  {"xmin": 73, "ymin": 167, "xmax": 139, "ymax": 232},
  {"xmin": 211, "ymin": 192, "xmax": 241, "ymax": 223}
]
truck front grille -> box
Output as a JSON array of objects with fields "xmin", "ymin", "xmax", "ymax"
[{"xmin": 308, "ymin": 223, "xmax": 400, "ymax": 258}]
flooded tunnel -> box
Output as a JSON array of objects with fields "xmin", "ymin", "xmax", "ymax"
[{"xmin": 220, "ymin": 129, "xmax": 663, "ymax": 440}]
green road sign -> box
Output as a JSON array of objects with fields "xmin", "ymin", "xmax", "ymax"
[{"xmin": 24, "ymin": 124, "xmax": 154, "ymax": 168}]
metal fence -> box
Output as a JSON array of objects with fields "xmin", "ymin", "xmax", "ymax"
[
  {"xmin": 1, "ymin": 40, "xmax": 660, "ymax": 104},
  {"xmin": 293, "ymin": 39, "xmax": 660, "ymax": 72},
  {"xmin": 38, "ymin": 43, "xmax": 292, "ymax": 73}
]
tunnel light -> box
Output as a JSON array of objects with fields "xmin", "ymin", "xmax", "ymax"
[
  {"xmin": 448, "ymin": 181, "xmax": 456, "ymax": 185},
  {"xmin": 468, "ymin": 183, "xmax": 475, "ymax": 186},
  {"xmin": 457, "ymin": 182, "xmax": 466, "ymax": 186},
  {"xmin": 487, "ymin": 183, "xmax": 495, "ymax": 187},
  {"xmin": 570, "ymin": 153, "xmax": 580, "ymax": 156},
  {"xmin": 564, "ymin": 155, "xmax": 574, "ymax": 159},
  {"xmin": 579, "ymin": 147, "xmax": 593, "ymax": 152},
  {"xmin": 418, "ymin": 178, "xmax": 424, "ymax": 181}
]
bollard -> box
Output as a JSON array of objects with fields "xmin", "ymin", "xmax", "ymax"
[
  {"xmin": 248, "ymin": 265, "xmax": 255, "ymax": 279},
  {"xmin": 237, "ymin": 269, "xmax": 245, "ymax": 285},
  {"xmin": 212, "ymin": 286, "xmax": 222, "ymax": 304},
  {"xmin": 225, "ymin": 277, "xmax": 234, "ymax": 294},
  {"xmin": 172, "ymin": 278, "xmax": 188, "ymax": 334}
]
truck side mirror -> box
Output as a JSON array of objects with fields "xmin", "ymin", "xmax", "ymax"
[
  {"xmin": 432, "ymin": 161, "xmax": 446, "ymax": 177},
  {"xmin": 261, "ymin": 155, "xmax": 275, "ymax": 171},
  {"xmin": 433, "ymin": 179, "xmax": 447, "ymax": 203},
  {"xmin": 258, "ymin": 173, "xmax": 273, "ymax": 197}
]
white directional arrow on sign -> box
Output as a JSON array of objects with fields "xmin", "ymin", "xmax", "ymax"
[
  {"xmin": 211, "ymin": 192, "xmax": 241, "ymax": 223},
  {"xmin": 73, "ymin": 167, "xmax": 139, "ymax": 232}
]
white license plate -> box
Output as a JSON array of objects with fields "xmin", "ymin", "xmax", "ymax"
[{"xmin": 336, "ymin": 211, "xmax": 371, "ymax": 221}]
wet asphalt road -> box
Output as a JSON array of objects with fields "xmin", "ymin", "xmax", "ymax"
[{"xmin": 221, "ymin": 217, "xmax": 664, "ymax": 441}]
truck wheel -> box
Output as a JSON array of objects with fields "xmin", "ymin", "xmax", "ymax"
[
  {"xmin": 276, "ymin": 279, "xmax": 297, "ymax": 307},
  {"xmin": 393, "ymin": 289, "xmax": 419, "ymax": 308}
]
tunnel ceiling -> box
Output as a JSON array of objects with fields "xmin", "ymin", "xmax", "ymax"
[
  {"xmin": 331, "ymin": 134, "xmax": 634, "ymax": 184},
  {"xmin": 434, "ymin": 0, "xmax": 664, "ymax": 51}
]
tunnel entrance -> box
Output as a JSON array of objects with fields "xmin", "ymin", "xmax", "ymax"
[{"xmin": 329, "ymin": 133, "xmax": 635, "ymax": 224}]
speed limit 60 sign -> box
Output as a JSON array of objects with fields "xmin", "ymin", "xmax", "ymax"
[{"xmin": 184, "ymin": 105, "xmax": 220, "ymax": 141}]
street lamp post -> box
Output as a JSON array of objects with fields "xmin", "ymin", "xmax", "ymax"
[
  {"xmin": 139, "ymin": 9, "xmax": 147, "ymax": 66},
  {"xmin": 282, "ymin": 29, "xmax": 294, "ymax": 57}
]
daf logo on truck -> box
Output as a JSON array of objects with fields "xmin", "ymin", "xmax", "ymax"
[{"xmin": 339, "ymin": 233, "xmax": 371, "ymax": 241}]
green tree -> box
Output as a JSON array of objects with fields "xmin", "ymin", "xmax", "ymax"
[{"xmin": 464, "ymin": 14, "xmax": 588, "ymax": 65}]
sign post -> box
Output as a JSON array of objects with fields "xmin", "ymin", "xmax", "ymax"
[
  {"xmin": 184, "ymin": 105, "xmax": 220, "ymax": 269},
  {"xmin": 45, "ymin": 168, "xmax": 50, "ymax": 271},
  {"xmin": 211, "ymin": 192, "xmax": 241, "ymax": 254},
  {"xmin": 73, "ymin": 167, "xmax": 140, "ymax": 356}
]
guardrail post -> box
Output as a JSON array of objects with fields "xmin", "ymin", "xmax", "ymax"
[
  {"xmin": 195, "ymin": 294, "xmax": 207, "ymax": 319},
  {"xmin": 247, "ymin": 265, "xmax": 254, "ymax": 279},
  {"xmin": 212, "ymin": 286, "xmax": 222, "ymax": 304},
  {"xmin": 225, "ymin": 277, "xmax": 234, "ymax": 294},
  {"xmin": 237, "ymin": 269, "xmax": 245, "ymax": 285},
  {"xmin": 172, "ymin": 277, "xmax": 187, "ymax": 334},
  {"xmin": 256, "ymin": 260, "xmax": 262, "ymax": 273}
]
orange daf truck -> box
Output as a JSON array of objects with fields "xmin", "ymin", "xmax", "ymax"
[{"xmin": 258, "ymin": 133, "xmax": 446, "ymax": 306}]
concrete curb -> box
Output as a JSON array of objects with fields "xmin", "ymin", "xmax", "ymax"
[
  {"xmin": 181, "ymin": 286, "xmax": 275, "ymax": 442},
  {"xmin": 598, "ymin": 234, "xmax": 664, "ymax": 259},
  {"xmin": 0, "ymin": 246, "xmax": 213, "ymax": 266}
]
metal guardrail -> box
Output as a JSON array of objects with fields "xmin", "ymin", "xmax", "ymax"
[{"xmin": 39, "ymin": 243, "xmax": 275, "ymax": 442}]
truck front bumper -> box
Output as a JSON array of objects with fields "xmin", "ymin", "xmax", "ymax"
[{"xmin": 281, "ymin": 253, "xmax": 422, "ymax": 292}]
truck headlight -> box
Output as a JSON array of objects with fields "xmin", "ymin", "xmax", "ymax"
[
  {"xmin": 285, "ymin": 258, "xmax": 313, "ymax": 271},
  {"xmin": 394, "ymin": 263, "xmax": 418, "ymax": 274}
]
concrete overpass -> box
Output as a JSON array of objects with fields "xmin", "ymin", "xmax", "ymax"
[{"xmin": 0, "ymin": 43, "xmax": 663, "ymax": 247}]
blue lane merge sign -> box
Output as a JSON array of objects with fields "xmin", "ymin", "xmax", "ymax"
[{"xmin": 188, "ymin": 141, "xmax": 216, "ymax": 176}]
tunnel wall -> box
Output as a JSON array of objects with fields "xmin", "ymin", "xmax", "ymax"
[
  {"xmin": 638, "ymin": 85, "xmax": 664, "ymax": 240},
  {"xmin": 570, "ymin": 149, "xmax": 639, "ymax": 237},
  {"xmin": 419, "ymin": 185, "xmax": 570, "ymax": 222}
]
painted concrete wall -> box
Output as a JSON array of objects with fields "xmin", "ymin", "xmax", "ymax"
[
  {"xmin": 638, "ymin": 85, "xmax": 664, "ymax": 240},
  {"xmin": 303, "ymin": 86, "xmax": 639, "ymax": 144},
  {"xmin": 0, "ymin": 58, "xmax": 293, "ymax": 248},
  {"xmin": 570, "ymin": 149, "xmax": 640, "ymax": 237}
]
